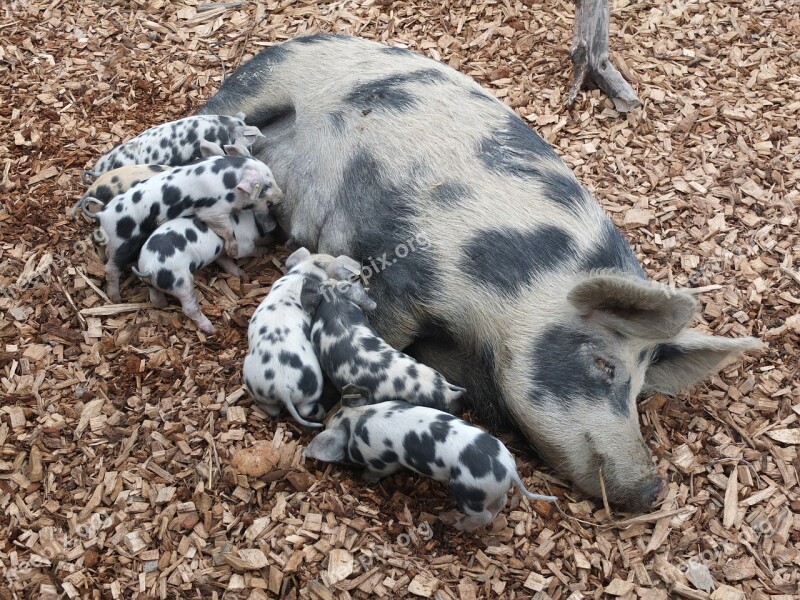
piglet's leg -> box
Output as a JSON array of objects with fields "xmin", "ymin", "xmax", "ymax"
[
  {"xmin": 214, "ymin": 255, "xmax": 245, "ymax": 278},
  {"xmin": 104, "ymin": 260, "xmax": 123, "ymax": 303},
  {"xmin": 148, "ymin": 287, "xmax": 169, "ymax": 309},
  {"xmin": 202, "ymin": 216, "xmax": 238, "ymax": 259},
  {"xmin": 174, "ymin": 286, "xmax": 214, "ymax": 333}
]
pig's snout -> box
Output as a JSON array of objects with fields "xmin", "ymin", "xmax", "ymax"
[
  {"xmin": 266, "ymin": 184, "xmax": 284, "ymax": 207},
  {"xmin": 650, "ymin": 477, "xmax": 669, "ymax": 508}
]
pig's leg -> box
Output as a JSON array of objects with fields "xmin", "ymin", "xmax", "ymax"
[
  {"xmin": 148, "ymin": 287, "xmax": 169, "ymax": 309},
  {"xmin": 214, "ymin": 255, "xmax": 245, "ymax": 277},
  {"xmin": 173, "ymin": 282, "xmax": 214, "ymax": 333},
  {"xmin": 486, "ymin": 494, "xmax": 507, "ymax": 520}
]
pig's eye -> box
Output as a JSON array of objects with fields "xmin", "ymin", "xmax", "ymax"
[{"xmin": 595, "ymin": 357, "xmax": 615, "ymax": 379}]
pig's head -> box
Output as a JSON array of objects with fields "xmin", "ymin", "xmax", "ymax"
[
  {"xmin": 504, "ymin": 273, "xmax": 763, "ymax": 513},
  {"xmin": 236, "ymin": 163, "xmax": 284, "ymax": 210}
]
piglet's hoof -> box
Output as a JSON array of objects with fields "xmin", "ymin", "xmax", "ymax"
[
  {"xmin": 195, "ymin": 317, "xmax": 215, "ymax": 333},
  {"xmin": 224, "ymin": 240, "xmax": 239, "ymax": 259}
]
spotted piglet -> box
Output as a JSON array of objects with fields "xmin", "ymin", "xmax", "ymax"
[
  {"xmin": 84, "ymin": 113, "xmax": 262, "ymax": 180},
  {"xmin": 243, "ymin": 248, "xmax": 375, "ymax": 428},
  {"xmin": 302, "ymin": 280, "xmax": 466, "ymax": 412},
  {"xmin": 81, "ymin": 155, "xmax": 282, "ymax": 302},
  {"xmin": 132, "ymin": 211, "xmax": 275, "ymax": 332},
  {"xmin": 306, "ymin": 386, "xmax": 558, "ymax": 531}
]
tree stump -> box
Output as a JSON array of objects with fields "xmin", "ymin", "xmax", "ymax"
[{"xmin": 567, "ymin": 0, "xmax": 641, "ymax": 112}]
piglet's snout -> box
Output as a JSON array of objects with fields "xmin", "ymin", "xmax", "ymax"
[{"xmin": 650, "ymin": 478, "xmax": 669, "ymax": 508}]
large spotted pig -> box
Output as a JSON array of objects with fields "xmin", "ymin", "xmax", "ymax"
[
  {"xmin": 306, "ymin": 386, "xmax": 557, "ymax": 531},
  {"xmin": 132, "ymin": 211, "xmax": 275, "ymax": 332},
  {"xmin": 84, "ymin": 114, "xmax": 263, "ymax": 179},
  {"xmin": 82, "ymin": 155, "xmax": 282, "ymax": 302},
  {"xmin": 243, "ymin": 248, "xmax": 372, "ymax": 427},
  {"xmin": 198, "ymin": 35, "xmax": 763, "ymax": 512},
  {"xmin": 303, "ymin": 279, "xmax": 466, "ymax": 412}
]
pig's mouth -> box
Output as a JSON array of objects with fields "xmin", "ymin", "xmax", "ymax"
[{"xmin": 586, "ymin": 434, "xmax": 665, "ymax": 514}]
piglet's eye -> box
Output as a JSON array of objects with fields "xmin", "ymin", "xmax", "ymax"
[{"xmin": 595, "ymin": 357, "xmax": 615, "ymax": 379}]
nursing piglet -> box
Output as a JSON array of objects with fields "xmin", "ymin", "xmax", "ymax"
[
  {"xmin": 81, "ymin": 155, "xmax": 282, "ymax": 302},
  {"xmin": 303, "ymin": 280, "xmax": 465, "ymax": 412},
  {"xmin": 306, "ymin": 387, "xmax": 558, "ymax": 531},
  {"xmin": 84, "ymin": 114, "xmax": 262, "ymax": 179},
  {"xmin": 243, "ymin": 248, "xmax": 374, "ymax": 428},
  {"xmin": 132, "ymin": 211, "xmax": 275, "ymax": 332}
]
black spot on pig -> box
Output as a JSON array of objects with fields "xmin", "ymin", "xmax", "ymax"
[
  {"xmin": 115, "ymin": 204, "xmax": 123, "ymax": 213},
  {"xmin": 429, "ymin": 415, "xmax": 453, "ymax": 442},
  {"xmin": 211, "ymin": 156, "xmax": 248, "ymax": 174},
  {"xmin": 459, "ymin": 434, "xmax": 506, "ymax": 481},
  {"xmin": 381, "ymin": 45, "xmax": 414, "ymax": 56},
  {"xmin": 541, "ymin": 171, "xmax": 588, "ymax": 214},
  {"xmin": 186, "ymin": 129, "xmax": 198, "ymax": 144},
  {"xmin": 191, "ymin": 217, "xmax": 209, "ymax": 232},
  {"xmin": 278, "ymin": 351, "xmax": 303, "ymax": 369},
  {"xmin": 195, "ymin": 166, "xmax": 205, "ymax": 176},
  {"xmin": 292, "ymin": 33, "xmax": 342, "ymax": 45},
  {"xmin": 149, "ymin": 165, "xmax": 165, "ymax": 173},
  {"xmin": 380, "ymin": 449, "xmax": 398, "ymax": 463},
  {"xmin": 156, "ymin": 269, "xmax": 175, "ymax": 290},
  {"xmin": 161, "ymin": 185, "xmax": 181, "ymax": 206},
  {"xmin": 450, "ymin": 482, "xmax": 487, "ymax": 513},
  {"xmin": 131, "ymin": 190, "xmax": 143, "ymax": 204},
  {"xmin": 298, "ymin": 367, "xmax": 319, "ymax": 397},
  {"xmin": 147, "ymin": 230, "xmax": 187, "ymax": 261},
  {"xmin": 402, "ymin": 431, "xmax": 437, "ymax": 476},
  {"xmin": 528, "ymin": 323, "xmax": 630, "ymax": 416},
  {"xmin": 185, "ymin": 229, "xmax": 198, "ymax": 243},
  {"xmin": 160, "ymin": 138, "xmax": 169, "ymax": 148},
  {"xmin": 460, "ymin": 225, "xmax": 578, "ymax": 295},
  {"xmin": 94, "ymin": 185, "xmax": 115, "ymax": 203},
  {"xmin": 189, "ymin": 261, "xmax": 198, "ymax": 274},
  {"xmin": 581, "ymin": 218, "xmax": 645, "ymax": 278},
  {"xmin": 477, "ymin": 113, "xmax": 559, "ymax": 180},
  {"xmin": 344, "ymin": 69, "xmax": 448, "ymax": 113},
  {"xmin": 354, "ymin": 409, "xmax": 376, "ymax": 445},
  {"xmin": 430, "ymin": 181, "xmax": 469, "ymax": 207},
  {"xmin": 116, "ymin": 217, "xmax": 136, "ymax": 239}
]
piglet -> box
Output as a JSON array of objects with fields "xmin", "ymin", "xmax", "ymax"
[
  {"xmin": 80, "ymin": 155, "xmax": 282, "ymax": 302},
  {"xmin": 132, "ymin": 211, "xmax": 275, "ymax": 332},
  {"xmin": 83, "ymin": 113, "xmax": 263, "ymax": 180},
  {"xmin": 72, "ymin": 164, "xmax": 171, "ymax": 220},
  {"xmin": 306, "ymin": 386, "xmax": 558, "ymax": 531},
  {"xmin": 302, "ymin": 279, "xmax": 466, "ymax": 412},
  {"xmin": 243, "ymin": 248, "xmax": 374, "ymax": 428}
]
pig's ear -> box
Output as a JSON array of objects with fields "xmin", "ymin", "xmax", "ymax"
[
  {"xmin": 304, "ymin": 428, "xmax": 348, "ymax": 463},
  {"xmin": 341, "ymin": 384, "xmax": 373, "ymax": 408},
  {"xmin": 199, "ymin": 138, "xmax": 225, "ymax": 157},
  {"xmin": 340, "ymin": 282, "xmax": 376, "ymax": 313},
  {"xmin": 568, "ymin": 274, "xmax": 698, "ymax": 340},
  {"xmin": 235, "ymin": 169, "xmax": 261, "ymax": 195},
  {"xmin": 328, "ymin": 256, "xmax": 361, "ymax": 281},
  {"xmin": 224, "ymin": 142, "xmax": 251, "ymax": 157},
  {"xmin": 644, "ymin": 329, "xmax": 765, "ymax": 394},
  {"xmin": 299, "ymin": 278, "xmax": 322, "ymax": 313},
  {"xmin": 285, "ymin": 247, "xmax": 311, "ymax": 270},
  {"xmin": 241, "ymin": 125, "xmax": 265, "ymax": 142}
]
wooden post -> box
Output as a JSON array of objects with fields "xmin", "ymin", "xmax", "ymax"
[{"xmin": 567, "ymin": 0, "xmax": 641, "ymax": 112}]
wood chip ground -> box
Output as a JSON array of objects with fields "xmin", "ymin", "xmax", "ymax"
[{"xmin": 1, "ymin": 1, "xmax": 798, "ymax": 599}]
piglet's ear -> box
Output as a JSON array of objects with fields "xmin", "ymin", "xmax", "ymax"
[
  {"xmin": 328, "ymin": 256, "xmax": 361, "ymax": 281},
  {"xmin": 199, "ymin": 138, "xmax": 225, "ymax": 157},
  {"xmin": 299, "ymin": 278, "xmax": 322, "ymax": 313},
  {"xmin": 224, "ymin": 142, "xmax": 252, "ymax": 157},
  {"xmin": 341, "ymin": 384, "xmax": 373, "ymax": 408},
  {"xmin": 568, "ymin": 274, "xmax": 698, "ymax": 341},
  {"xmin": 304, "ymin": 428, "xmax": 348, "ymax": 463},
  {"xmin": 236, "ymin": 169, "xmax": 261, "ymax": 196},
  {"xmin": 285, "ymin": 247, "xmax": 311, "ymax": 270}
]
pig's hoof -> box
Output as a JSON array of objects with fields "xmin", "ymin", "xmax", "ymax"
[
  {"xmin": 109, "ymin": 292, "xmax": 122, "ymax": 303},
  {"xmin": 229, "ymin": 266, "xmax": 245, "ymax": 278}
]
